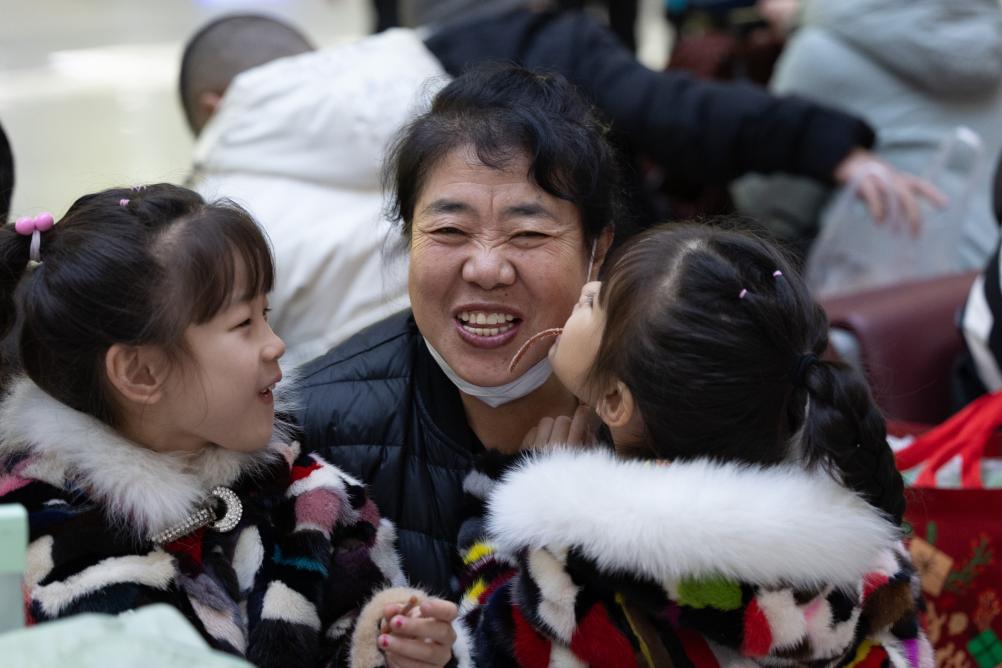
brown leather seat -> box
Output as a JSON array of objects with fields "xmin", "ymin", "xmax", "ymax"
[{"xmin": 821, "ymin": 272, "xmax": 978, "ymax": 424}]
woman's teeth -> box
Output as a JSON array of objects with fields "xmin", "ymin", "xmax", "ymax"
[{"xmin": 459, "ymin": 311, "xmax": 515, "ymax": 336}]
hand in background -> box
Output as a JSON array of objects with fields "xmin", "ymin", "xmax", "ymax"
[
  {"xmin": 758, "ymin": 0, "xmax": 802, "ymax": 36},
  {"xmin": 833, "ymin": 148, "xmax": 947, "ymax": 235}
]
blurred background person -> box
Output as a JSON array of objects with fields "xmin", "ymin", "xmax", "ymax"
[
  {"xmin": 557, "ymin": 0, "xmax": 640, "ymax": 51},
  {"xmin": 420, "ymin": 0, "xmax": 942, "ymax": 242},
  {"xmin": 181, "ymin": 15, "xmax": 445, "ymax": 366},
  {"xmin": 734, "ymin": 0, "xmax": 1002, "ymax": 276},
  {"xmin": 0, "ymin": 0, "xmax": 374, "ymax": 220}
]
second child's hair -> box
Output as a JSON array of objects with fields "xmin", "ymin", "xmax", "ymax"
[
  {"xmin": 591, "ymin": 223, "xmax": 905, "ymax": 524},
  {"xmin": 0, "ymin": 184, "xmax": 274, "ymax": 427}
]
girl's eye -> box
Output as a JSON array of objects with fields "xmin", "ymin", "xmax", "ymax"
[
  {"xmin": 238, "ymin": 318, "xmax": 252, "ymax": 328},
  {"xmin": 263, "ymin": 307, "xmax": 271, "ymax": 321}
]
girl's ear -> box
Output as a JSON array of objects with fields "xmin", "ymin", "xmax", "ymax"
[
  {"xmin": 596, "ymin": 380, "xmax": 635, "ymax": 428},
  {"xmin": 104, "ymin": 344, "xmax": 170, "ymax": 406}
]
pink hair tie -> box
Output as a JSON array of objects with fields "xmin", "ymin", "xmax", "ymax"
[
  {"xmin": 119, "ymin": 198, "xmax": 129, "ymax": 207},
  {"xmin": 772, "ymin": 270, "xmax": 783, "ymax": 278},
  {"xmin": 739, "ymin": 288, "xmax": 748, "ymax": 299},
  {"xmin": 14, "ymin": 212, "xmax": 55, "ymax": 263}
]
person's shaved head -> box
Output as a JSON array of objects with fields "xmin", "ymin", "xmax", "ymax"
[{"xmin": 179, "ymin": 14, "xmax": 314, "ymax": 135}]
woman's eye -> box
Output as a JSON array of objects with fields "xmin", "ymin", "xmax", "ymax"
[
  {"xmin": 514, "ymin": 231, "xmax": 547, "ymax": 240},
  {"xmin": 433, "ymin": 226, "xmax": 463, "ymax": 236}
]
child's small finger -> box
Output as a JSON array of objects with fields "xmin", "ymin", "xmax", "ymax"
[
  {"xmin": 533, "ymin": 417, "xmax": 554, "ymax": 449},
  {"xmin": 550, "ymin": 415, "xmax": 572, "ymax": 445},
  {"xmin": 380, "ymin": 634, "xmax": 451, "ymax": 665},
  {"xmin": 418, "ymin": 597, "xmax": 458, "ymax": 623},
  {"xmin": 389, "ymin": 615, "xmax": 456, "ymax": 645}
]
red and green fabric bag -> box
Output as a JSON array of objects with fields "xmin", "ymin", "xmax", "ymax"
[{"xmin": 894, "ymin": 391, "xmax": 1002, "ymax": 668}]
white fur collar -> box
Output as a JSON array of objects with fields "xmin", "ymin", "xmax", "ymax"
[
  {"xmin": 487, "ymin": 449, "xmax": 900, "ymax": 589},
  {"xmin": 0, "ymin": 377, "xmax": 291, "ymax": 540}
]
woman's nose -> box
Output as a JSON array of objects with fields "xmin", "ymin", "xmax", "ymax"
[{"xmin": 461, "ymin": 247, "xmax": 516, "ymax": 290}]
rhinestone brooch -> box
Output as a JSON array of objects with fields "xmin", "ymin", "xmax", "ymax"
[{"xmin": 150, "ymin": 486, "xmax": 243, "ymax": 546}]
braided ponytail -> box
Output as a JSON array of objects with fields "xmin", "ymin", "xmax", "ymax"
[{"xmin": 797, "ymin": 320, "xmax": 906, "ymax": 524}]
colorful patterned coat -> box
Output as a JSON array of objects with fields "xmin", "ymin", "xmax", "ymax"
[
  {"xmin": 0, "ymin": 377, "xmax": 420, "ymax": 668},
  {"xmin": 458, "ymin": 449, "xmax": 934, "ymax": 668}
]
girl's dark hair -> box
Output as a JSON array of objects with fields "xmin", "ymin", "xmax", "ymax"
[
  {"xmin": 0, "ymin": 183, "xmax": 274, "ymax": 427},
  {"xmin": 592, "ymin": 223, "xmax": 906, "ymax": 524},
  {"xmin": 0, "ymin": 119, "xmax": 13, "ymax": 222},
  {"xmin": 384, "ymin": 64, "xmax": 623, "ymax": 245}
]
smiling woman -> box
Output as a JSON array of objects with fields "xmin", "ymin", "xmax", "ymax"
[{"xmin": 297, "ymin": 64, "xmax": 622, "ymax": 596}]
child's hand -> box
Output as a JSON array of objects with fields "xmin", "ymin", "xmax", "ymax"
[
  {"xmin": 521, "ymin": 404, "xmax": 600, "ymax": 451},
  {"xmin": 379, "ymin": 597, "xmax": 457, "ymax": 668}
]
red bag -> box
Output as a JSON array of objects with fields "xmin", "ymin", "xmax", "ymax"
[{"xmin": 895, "ymin": 392, "xmax": 1002, "ymax": 668}]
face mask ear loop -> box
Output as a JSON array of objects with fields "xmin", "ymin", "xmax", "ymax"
[{"xmin": 586, "ymin": 238, "xmax": 598, "ymax": 283}]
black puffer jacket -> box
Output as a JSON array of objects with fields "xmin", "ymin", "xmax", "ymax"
[
  {"xmin": 297, "ymin": 311, "xmax": 483, "ymax": 597},
  {"xmin": 425, "ymin": 6, "xmax": 874, "ymax": 192}
]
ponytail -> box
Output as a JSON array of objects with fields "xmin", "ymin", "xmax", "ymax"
[{"xmin": 799, "ymin": 353, "xmax": 906, "ymax": 525}]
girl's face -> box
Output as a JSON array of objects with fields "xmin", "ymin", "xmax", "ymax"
[
  {"xmin": 160, "ymin": 288, "xmax": 285, "ymax": 454},
  {"xmin": 549, "ymin": 281, "xmax": 605, "ymax": 404}
]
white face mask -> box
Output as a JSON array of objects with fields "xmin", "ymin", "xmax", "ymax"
[
  {"xmin": 424, "ymin": 238, "xmax": 599, "ymax": 408},
  {"xmin": 424, "ymin": 339, "xmax": 554, "ymax": 407}
]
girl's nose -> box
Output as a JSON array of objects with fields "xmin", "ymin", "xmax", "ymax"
[{"xmin": 263, "ymin": 325, "xmax": 285, "ymax": 361}]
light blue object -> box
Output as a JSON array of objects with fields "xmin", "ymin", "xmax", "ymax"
[
  {"xmin": 0, "ymin": 504, "xmax": 27, "ymax": 632},
  {"xmin": 0, "ymin": 605, "xmax": 253, "ymax": 668}
]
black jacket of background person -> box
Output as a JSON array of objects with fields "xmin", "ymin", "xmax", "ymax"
[
  {"xmin": 425, "ymin": 7, "xmax": 875, "ymax": 201},
  {"xmin": 297, "ymin": 311, "xmax": 483, "ymax": 597}
]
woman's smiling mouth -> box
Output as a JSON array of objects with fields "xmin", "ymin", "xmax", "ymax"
[{"xmin": 454, "ymin": 309, "xmax": 523, "ymax": 348}]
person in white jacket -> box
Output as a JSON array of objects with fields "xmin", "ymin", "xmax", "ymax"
[{"xmin": 181, "ymin": 15, "xmax": 447, "ymax": 367}]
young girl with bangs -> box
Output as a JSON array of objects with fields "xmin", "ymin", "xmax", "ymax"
[
  {"xmin": 0, "ymin": 184, "xmax": 459, "ymax": 668},
  {"xmin": 458, "ymin": 224, "xmax": 932, "ymax": 667}
]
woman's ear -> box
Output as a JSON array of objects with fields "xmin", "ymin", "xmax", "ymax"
[
  {"xmin": 104, "ymin": 344, "xmax": 170, "ymax": 406},
  {"xmin": 596, "ymin": 380, "xmax": 635, "ymax": 428},
  {"xmin": 591, "ymin": 226, "xmax": 615, "ymax": 279}
]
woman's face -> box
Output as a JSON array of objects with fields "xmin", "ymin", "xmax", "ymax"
[{"xmin": 409, "ymin": 146, "xmax": 591, "ymax": 389}]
